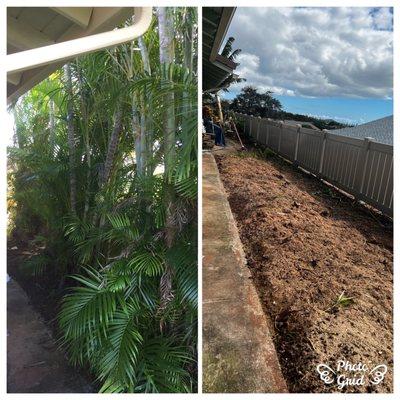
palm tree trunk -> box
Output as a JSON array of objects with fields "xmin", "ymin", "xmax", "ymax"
[
  {"xmin": 49, "ymin": 99, "xmax": 55, "ymax": 153},
  {"xmin": 140, "ymin": 112, "xmax": 147, "ymax": 175},
  {"xmin": 132, "ymin": 101, "xmax": 142, "ymax": 176},
  {"xmin": 157, "ymin": 7, "xmax": 176, "ymax": 325},
  {"xmin": 94, "ymin": 104, "xmax": 124, "ymax": 231},
  {"xmin": 157, "ymin": 7, "xmax": 175, "ymax": 176},
  {"xmin": 76, "ymin": 64, "xmax": 92, "ymax": 221},
  {"xmin": 138, "ymin": 36, "xmax": 151, "ymax": 75},
  {"xmin": 138, "ymin": 36, "xmax": 151, "ymax": 177},
  {"xmin": 63, "ymin": 63, "xmax": 77, "ymax": 215},
  {"xmin": 101, "ymin": 105, "xmax": 123, "ymax": 186},
  {"xmin": 183, "ymin": 9, "xmax": 194, "ymax": 75},
  {"xmin": 182, "ymin": 8, "xmax": 193, "ymax": 140}
]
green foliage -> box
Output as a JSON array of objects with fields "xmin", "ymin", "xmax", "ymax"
[
  {"xmin": 325, "ymin": 291, "xmax": 355, "ymax": 313},
  {"xmin": 228, "ymin": 86, "xmax": 351, "ymax": 129},
  {"xmin": 8, "ymin": 7, "xmax": 197, "ymax": 393},
  {"xmin": 333, "ymin": 291, "xmax": 355, "ymax": 308},
  {"xmin": 230, "ymin": 86, "xmax": 283, "ymax": 118}
]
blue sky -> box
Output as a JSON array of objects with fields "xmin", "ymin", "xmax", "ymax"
[
  {"xmin": 223, "ymin": 93, "xmax": 393, "ymax": 125},
  {"xmin": 222, "ymin": 7, "xmax": 393, "ymax": 124}
]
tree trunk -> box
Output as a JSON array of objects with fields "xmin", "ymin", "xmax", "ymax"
[
  {"xmin": 157, "ymin": 7, "xmax": 175, "ymax": 176},
  {"xmin": 76, "ymin": 64, "xmax": 91, "ymax": 221},
  {"xmin": 132, "ymin": 101, "xmax": 142, "ymax": 176},
  {"xmin": 138, "ymin": 36, "xmax": 152, "ymax": 177},
  {"xmin": 90, "ymin": 105, "xmax": 123, "ymax": 230},
  {"xmin": 138, "ymin": 36, "xmax": 151, "ymax": 75},
  {"xmin": 157, "ymin": 7, "xmax": 176, "ymax": 327},
  {"xmin": 182, "ymin": 8, "xmax": 193, "ymax": 140},
  {"xmin": 101, "ymin": 105, "xmax": 123, "ymax": 186},
  {"xmin": 63, "ymin": 63, "xmax": 77, "ymax": 215},
  {"xmin": 49, "ymin": 99, "xmax": 55, "ymax": 153},
  {"xmin": 183, "ymin": 9, "xmax": 194, "ymax": 76},
  {"xmin": 140, "ymin": 112, "xmax": 147, "ymax": 175}
]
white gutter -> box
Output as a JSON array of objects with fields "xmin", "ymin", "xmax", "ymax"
[{"xmin": 6, "ymin": 7, "xmax": 152, "ymax": 75}]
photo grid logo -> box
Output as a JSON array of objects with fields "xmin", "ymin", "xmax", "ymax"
[{"xmin": 317, "ymin": 360, "xmax": 387, "ymax": 390}]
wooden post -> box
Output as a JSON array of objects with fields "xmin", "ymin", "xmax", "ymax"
[
  {"xmin": 293, "ymin": 124, "xmax": 301, "ymax": 166},
  {"xmin": 249, "ymin": 115, "xmax": 253, "ymax": 138},
  {"xmin": 215, "ymin": 93, "xmax": 224, "ymax": 124},
  {"xmin": 318, "ymin": 129, "xmax": 328, "ymax": 176}
]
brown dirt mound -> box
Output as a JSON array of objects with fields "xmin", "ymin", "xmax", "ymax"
[{"xmin": 215, "ymin": 151, "xmax": 393, "ymax": 393}]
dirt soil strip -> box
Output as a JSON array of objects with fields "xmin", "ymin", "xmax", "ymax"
[
  {"xmin": 215, "ymin": 151, "xmax": 393, "ymax": 393},
  {"xmin": 7, "ymin": 278, "xmax": 92, "ymax": 393}
]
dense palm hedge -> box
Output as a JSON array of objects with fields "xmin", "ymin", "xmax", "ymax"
[{"xmin": 8, "ymin": 7, "xmax": 197, "ymax": 393}]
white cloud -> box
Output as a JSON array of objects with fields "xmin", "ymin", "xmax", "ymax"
[{"xmin": 226, "ymin": 7, "xmax": 393, "ymax": 99}]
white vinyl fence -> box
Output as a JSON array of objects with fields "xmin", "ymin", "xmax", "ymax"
[{"xmin": 235, "ymin": 113, "xmax": 393, "ymax": 217}]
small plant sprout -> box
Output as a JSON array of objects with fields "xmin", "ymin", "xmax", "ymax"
[{"xmin": 327, "ymin": 291, "xmax": 354, "ymax": 312}]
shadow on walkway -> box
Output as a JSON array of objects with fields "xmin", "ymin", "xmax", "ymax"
[{"xmin": 7, "ymin": 278, "xmax": 92, "ymax": 393}]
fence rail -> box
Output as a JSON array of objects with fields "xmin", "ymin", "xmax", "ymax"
[{"xmin": 234, "ymin": 112, "xmax": 393, "ymax": 216}]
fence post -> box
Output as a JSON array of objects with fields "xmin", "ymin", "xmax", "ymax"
[
  {"xmin": 278, "ymin": 121, "xmax": 283, "ymax": 153},
  {"xmin": 293, "ymin": 124, "xmax": 301, "ymax": 166},
  {"xmin": 256, "ymin": 116, "xmax": 261, "ymax": 142},
  {"xmin": 249, "ymin": 115, "xmax": 253, "ymax": 138},
  {"xmin": 266, "ymin": 118, "xmax": 271, "ymax": 146},
  {"xmin": 354, "ymin": 137, "xmax": 373, "ymax": 195},
  {"xmin": 318, "ymin": 129, "xmax": 328, "ymax": 177}
]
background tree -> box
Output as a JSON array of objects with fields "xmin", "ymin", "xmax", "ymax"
[
  {"xmin": 230, "ymin": 86, "xmax": 283, "ymax": 118},
  {"xmin": 228, "ymin": 86, "xmax": 351, "ymax": 130}
]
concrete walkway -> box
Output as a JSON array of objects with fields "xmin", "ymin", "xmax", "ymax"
[
  {"xmin": 7, "ymin": 278, "xmax": 92, "ymax": 393},
  {"xmin": 202, "ymin": 152, "xmax": 287, "ymax": 393}
]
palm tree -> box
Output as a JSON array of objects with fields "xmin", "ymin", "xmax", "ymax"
[
  {"xmin": 63, "ymin": 63, "xmax": 77, "ymax": 215},
  {"xmin": 221, "ymin": 36, "xmax": 242, "ymax": 61},
  {"xmin": 219, "ymin": 36, "xmax": 246, "ymax": 92},
  {"xmin": 8, "ymin": 7, "xmax": 197, "ymax": 393}
]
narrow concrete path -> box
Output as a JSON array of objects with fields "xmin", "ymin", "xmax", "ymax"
[
  {"xmin": 7, "ymin": 278, "xmax": 92, "ymax": 393},
  {"xmin": 202, "ymin": 152, "xmax": 287, "ymax": 393}
]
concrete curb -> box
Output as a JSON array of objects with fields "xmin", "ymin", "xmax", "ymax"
[{"xmin": 202, "ymin": 152, "xmax": 288, "ymax": 393}]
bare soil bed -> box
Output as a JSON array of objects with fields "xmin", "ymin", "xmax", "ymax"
[{"xmin": 215, "ymin": 150, "xmax": 393, "ymax": 393}]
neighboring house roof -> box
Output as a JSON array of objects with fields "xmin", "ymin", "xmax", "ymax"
[
  {"xmin": 7, "ymin": 7, "xmax": 151, "ymax": 103},
  {"xmin": 329, "ymin": 116, "xmax": 393, "ymax": 145},
  {"xmin": 203, "ymin": 7, "xmax": 237, "ymax": 93}
]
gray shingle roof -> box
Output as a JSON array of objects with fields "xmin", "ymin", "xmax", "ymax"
[{"xmin": 329, "ymin": 115, "xmax": 393, "ymax": 145}]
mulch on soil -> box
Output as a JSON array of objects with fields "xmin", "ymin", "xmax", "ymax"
[{"xmin": 215, "ymin": 151, "xmax": 393, "ymax": 393}]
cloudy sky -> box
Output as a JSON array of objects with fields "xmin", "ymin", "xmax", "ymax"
[{"xmin": 223, "ymin": 7, "xmax": 393, "ymax": 124}]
